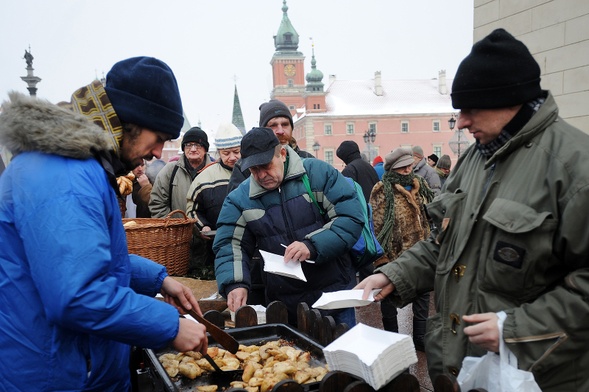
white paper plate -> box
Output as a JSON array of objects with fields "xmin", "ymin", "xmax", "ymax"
[
  {"xmin": 312, "ymin": 289, "xmax": 381, "ymax": 310},
  {"xmin": 260, "ymin": 249, "xmax": 307, "ymax": 282}
]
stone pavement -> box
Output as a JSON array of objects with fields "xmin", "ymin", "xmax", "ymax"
[{"xmin": 355, "ymin": 294, "xmax": 435, "ymax": 392}]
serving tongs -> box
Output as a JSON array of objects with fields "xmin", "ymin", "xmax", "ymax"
[
  {"xmin": 185, "ymin": 308, "xmax": 239, "ymax": 354},
  {"xmin": 201, "ymin": 352, "xmax": 243, "ymax": 379},
  {"xmin": 184, "ymin": 309, "xmax": 243, "ymax": 377}
]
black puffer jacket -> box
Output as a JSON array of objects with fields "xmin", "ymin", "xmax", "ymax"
[{"xmin": 336, "ymin": 141, "xmax": 379, "ymax": 201}]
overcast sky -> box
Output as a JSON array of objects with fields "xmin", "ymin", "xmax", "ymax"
[{"xmin": 1, "ymin": 0, "xmax": 474, "ymax": 138}]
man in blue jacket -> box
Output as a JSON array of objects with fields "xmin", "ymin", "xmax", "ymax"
[
  {"xmin": 0, "ymin": 57, "xmax": 207, "ymax": 391},
  {"xmin": 214, "ymin": 127, "xmax": 364, "ymax": 326}
]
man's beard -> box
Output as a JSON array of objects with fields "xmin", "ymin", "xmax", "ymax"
[
  {"xmin": 120, "ymin": 155, "xmax": 146, "ymax": 172},
  {"xmin": 119, "ymin": 133, "xmax": 152, "ymax": 171}
]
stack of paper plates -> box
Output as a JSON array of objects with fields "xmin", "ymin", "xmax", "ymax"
[{"xmin": 323, "ymin": 323, "xmax": 417, "ymax": 390}]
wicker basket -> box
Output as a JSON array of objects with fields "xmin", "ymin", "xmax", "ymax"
[{"xmin": 123, "ymin": 210, "xmax": 196, "ymax": 276}]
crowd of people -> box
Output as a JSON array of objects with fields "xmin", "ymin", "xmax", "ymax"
[{"xmin": 1, "ymin": 27, "xmax": 588, "ymax": 391}]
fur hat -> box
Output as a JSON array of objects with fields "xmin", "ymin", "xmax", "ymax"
[
  {"xmin": 412, "ymin": 145, "xmax": 424, "ymax": 159},
  {"xmin": 437, "ymin": 154, "xmax": 452, "ymax": 170},
  {"xmin": 428, "ymin": 154, "xmax": 439, "ymax": 165},
  {"xmin": 215, "ymin": 122, "xmax": 242, "ymax": 150},
  {"xmin": 240, "ymin": 127, "xmax": 280, "ymax": 171},
  {"xmin": 451, "ymin": 28, "xmax": 542, "ymax": 109},
  {"xmin": 182, "ymin": 127, "xmax": 209, "ymax": 151},
  {"xmin": 259, "ymin": 100, "xmax": 293, "ymax": 129},
  {"xmin": 105, "ymin": 56, "xmax": 184, "ymax": 139},
  {"xmin": 384, "ymin": 148, "xmax": 414, "ymax": 171}
]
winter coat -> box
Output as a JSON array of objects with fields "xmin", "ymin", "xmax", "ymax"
[
  {"xmin": 132, "ymin": 180, "xmax": 152, "ymax": 218},
  {"xmin": 340, "ymin": 154, "xmax": 379, "ymax": 202},
  {"xmin": 378, "ymin": 92, "xmax": 589, "ymax": 391},
  {"xmin": 186, "ymin": 161, "xmax": 231, "ymax": 230},
  {"xmin": 149, "ymin": 154, "xmax": 213, "ymax": 217},
  {"xmin": 213, "ymin": 147, "xmax": 364, "ymax": 323},
  {"xmin": 0, "ymin": 91, "xmax": 180, "ymax": 391},
  {"xmin": 370, "ymin": 178, "xmax": 430, "ymax": 265},
  {"xmin": 413, "ymin": 158, "xmax": 441, "ymax": 196},
  {"xmin": 373, "ymin": 162, "xmax": 385, "ymax": 180}
]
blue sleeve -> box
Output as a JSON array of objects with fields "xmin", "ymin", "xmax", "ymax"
[
  {"xmin": 305, "ymin": 160, "xmax": 364, "ymax": 262},
  {"xmin": 15, "ymin": 156, "xmax": 179, "ymax": 348},
  {"xmin": 129, "ymin": 254, "xmax": 168, "ymax": 297}
]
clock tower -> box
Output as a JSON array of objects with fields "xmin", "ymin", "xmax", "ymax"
[{"xmin": 270, "ymin": 0, "xmax": 305, "ymax": 112}]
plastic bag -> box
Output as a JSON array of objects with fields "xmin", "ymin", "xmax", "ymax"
[{"xmin": 457, "ymin": 312, "xmax": 541, "ymax": 392}]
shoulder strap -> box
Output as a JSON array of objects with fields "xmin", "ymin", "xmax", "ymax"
[
  {"xmin": 301, "ymin": 174, "xmax": 325, "ymax": 215},
  {"xmin": 168, "ymin": 164, "xmax": 180, "ymax": 210}
]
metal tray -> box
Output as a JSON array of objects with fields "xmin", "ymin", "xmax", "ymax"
[{"xmin": 144, "ymin": 323, "xmax": 326, "ymax": 392}]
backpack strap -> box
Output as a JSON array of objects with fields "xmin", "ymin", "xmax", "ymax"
[
  {"xmin": 301, "ymin": 173, "xmax": 325, "ymax": 215},
  {"xmin": 168, "ymin": 164, "xmax": 180, "ymax": 211}
]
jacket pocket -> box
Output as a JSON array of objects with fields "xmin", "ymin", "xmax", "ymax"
[
  {"xmin": 480, "ymin": 198, "xmax": 558, "ymax": 300},
  {"xmin": 427, "ymin": 191, "xmax": 467, "ymax": 274}
]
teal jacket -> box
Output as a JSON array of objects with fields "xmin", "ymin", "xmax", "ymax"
[
  {"xmin": 213, "ymin": 147, "xmax": 364, "ymax": 322},
  {"xmin": 380, "ymin": 91, "xmax": 589, "ymax": 391}
]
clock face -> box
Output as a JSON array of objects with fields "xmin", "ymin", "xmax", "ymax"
[{"xmin": 284, "ymin": 64, "xmax": 296, "ymax": 77}]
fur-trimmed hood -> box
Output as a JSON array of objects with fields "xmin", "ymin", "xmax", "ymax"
[{"xmin": 0, "ymin": 91, "xmax": 112, "ymax": 159}]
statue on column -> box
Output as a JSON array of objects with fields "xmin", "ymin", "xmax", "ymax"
[{"xmin": 24, "ymin": 50, "xmax": 34, "ymax": 68}]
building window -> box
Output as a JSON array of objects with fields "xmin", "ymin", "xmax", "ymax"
[
  {"xmin": 313, "ymin": 103, "xmax": 321, "ymax": 109},
  {"xmin": 433, "ymin": 121, "xmax": 440, "ymax": 132},
  {"xmin": 325, "ymin": 150, "xmax": 334, "ymax": 165},
  {"xmin": 433, "ymin": 145, "xmax": 442, "ymax": 157},
  {"xmin": 287, "ymin": 79, "xmax": 294, "ymax": 87},
  {"xmin": 368, "ymin": 123, "xmax": 377, "ymax": 133},
  {"xmin": 346, "ymin": 123, "xmax": 354, "ymax": 135},
  {"xmin": 401, "ymin": 122, "xmax": 409, "ymax": 133},
  {"xmin": 289, "ymin": 105, "xmax": 295, "ymax": 110},
  {"xmin": 324, "ymin": 124, "xmax": 332, "ymax": 135}
]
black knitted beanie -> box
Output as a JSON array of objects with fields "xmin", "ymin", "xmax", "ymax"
[
  {"xmin": 259, "ymin": 100, "xmax": 293, "ymax": 128},
  {"xmin": 451, "ymin": 28, "xmax": 541, "ymax": 109}
]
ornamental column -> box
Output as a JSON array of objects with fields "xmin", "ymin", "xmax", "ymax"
[{"xmin": 20, "ymin": 47, "xmax": 41, "ymax": 97}]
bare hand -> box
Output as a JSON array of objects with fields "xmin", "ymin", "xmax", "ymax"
[
  {"xmin": 137, "ymin": 173, "xmax": 150, "ymax": 187},
  {"xmin": 354, "ymin": 272, "xmax": 395, "ymax": 301},
  {"xmin": 283, "ymin": 241, "xmax": 311, "ymax": 263},
  {"xmin": 227, "ymin": 287, "xmax": 248, "ymax": 312},
  {"xmin": 161, "ymin": 276, "xmax": 202, "ymax": 316},
  {"xmin": 172, "ymin": 317, "xmax": 208, "ymax": 354},
  {"xmin": 463, "ymin": 313, "xmax": 500, "ymax": 352}
]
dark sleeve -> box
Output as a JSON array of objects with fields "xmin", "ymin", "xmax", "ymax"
[
  {"xmin": 227, "ymin": 160, "xmax": 250, "ymax": 195},
  {"xmin": 341, "ymin": 164, "xmax": 359, "ymax": 182}
]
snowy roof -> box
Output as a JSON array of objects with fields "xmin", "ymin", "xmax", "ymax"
[{"xmin": 309, "ymin": 78, "xmax": 454, "ymax": 118}]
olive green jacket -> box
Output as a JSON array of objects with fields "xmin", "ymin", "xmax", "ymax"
[{"xmin": 379, "ymin": 91, "xmax": 589, "ymax": 391}]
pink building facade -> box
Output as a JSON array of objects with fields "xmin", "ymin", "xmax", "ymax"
[{"xmin": 270, "ymin": 2, "xmax": 473, "ymax": 171}]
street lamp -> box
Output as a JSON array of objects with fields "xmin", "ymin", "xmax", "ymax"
[
  {"xmin": 448, "ymin": 114, "xmax": 469, "ymax": 158},
  {"xmin": 363, "ymin": 129, "xmax": 377, "ymax": 162},
  {"xmin": 312, "ymin": 141, "xmax": 320, "ymax": 156},
  {"xmin": 448, "ymin": 115, "xmax": 456, "ymax": 132}
]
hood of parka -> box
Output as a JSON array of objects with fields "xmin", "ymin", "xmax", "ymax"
[{"xmin": 0, "ymin": 91, "xmax": 112, "ymax": 160}]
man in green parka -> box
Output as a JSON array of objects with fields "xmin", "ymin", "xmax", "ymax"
[{"xmin": 357, "ymin": 28, "xmax": 589, "ymax": 391}]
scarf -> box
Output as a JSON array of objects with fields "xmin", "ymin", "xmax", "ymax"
[
  {"xmin": 377, "ymin": 171, "xmax": 434, "ymax": 254},
  {"xmin": 66, "ymin": 80, "xmax": 124, "ymax": 154},
  {"xmin": 62, "ymin": 80, "xmax": 128, "ymax": 193},
  {"xmin": 476, "ymin": 94, "xmax": 546, "ymax": 158}
]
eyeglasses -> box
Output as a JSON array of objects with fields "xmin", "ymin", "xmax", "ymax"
[{"xmin": 185, "ymin": 143, "xmax": 203, "ymax": 149}]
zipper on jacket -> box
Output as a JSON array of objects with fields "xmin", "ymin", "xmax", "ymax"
[{"xmin": 278, "ymin": 186, "xmax": 296, "ymax": 243}]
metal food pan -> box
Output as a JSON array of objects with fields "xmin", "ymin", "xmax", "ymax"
[{"xmin": 144, "ymin": 323, "xmax": 326, "ymax": 392}]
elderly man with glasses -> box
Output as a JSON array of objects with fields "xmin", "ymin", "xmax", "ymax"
[{"xmin": 149, "ymin": 127, "xmax": 213, "ymax": 218}]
